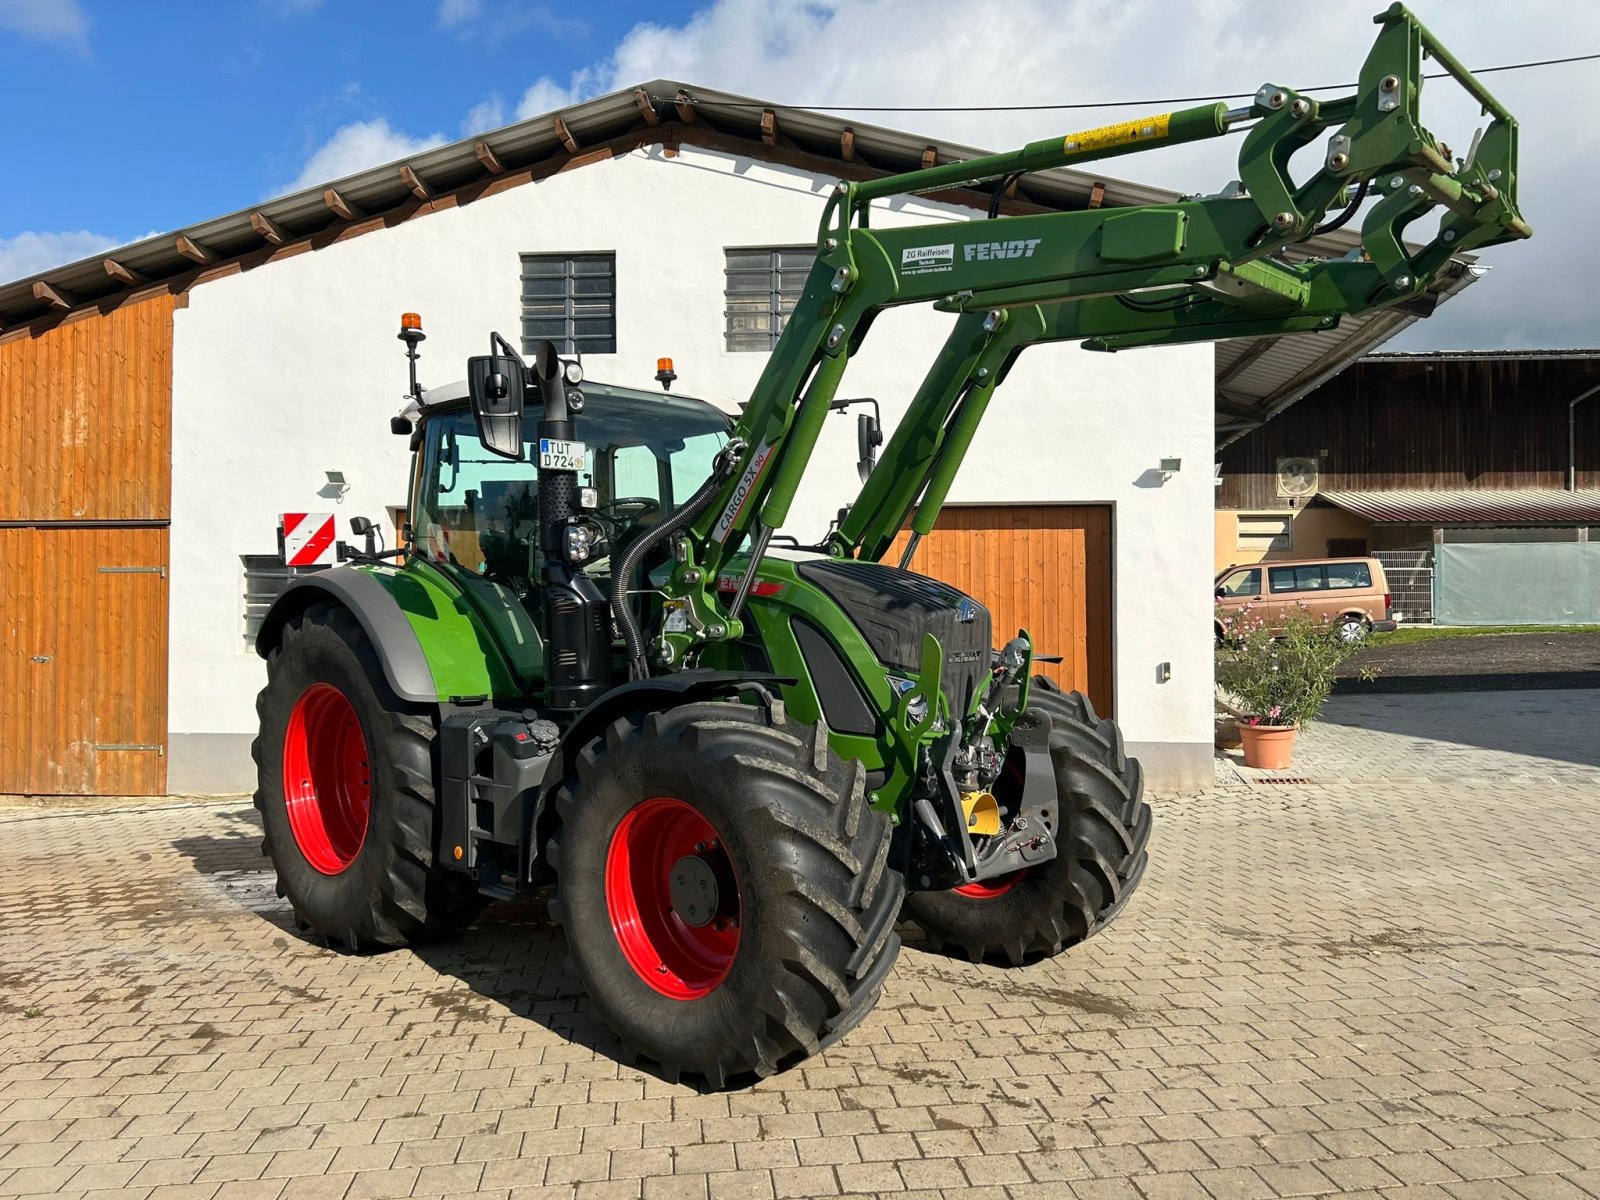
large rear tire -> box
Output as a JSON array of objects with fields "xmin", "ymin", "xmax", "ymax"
[
  {"xmin": 253, "ymin": 602, "xmax": 484, "ymax": 949},
  {"xmin": 548, "ymin": 702, "xmax": 903, "ymax": 1087},
  {"xmin": 904, "ymin": 681, "xmax": 1151, "ymax": 965}
]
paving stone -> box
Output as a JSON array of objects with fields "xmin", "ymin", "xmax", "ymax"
[{"xmin": 3, "ymin": 704, "xmax": 1599, "ymax": 1200}]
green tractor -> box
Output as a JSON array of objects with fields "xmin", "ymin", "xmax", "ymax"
[{"xmin": 254, "ymin": 4, "xmax": 1526, "ymax": 1086}]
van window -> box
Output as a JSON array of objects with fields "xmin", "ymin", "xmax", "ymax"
[
  {"xmin": 1217, "ymin": 568, "xmax": 1261, "ymax": 598},
  {"xmin": 1269, "ymin": 565, "xmax": 1326, "ymax": 593},
  {"xmin": 1325, "ymin": 561, "xmax": 1373, "ymax": 589}
]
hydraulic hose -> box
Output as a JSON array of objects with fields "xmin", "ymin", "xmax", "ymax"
[{"xmin": 610, "ymin": 440, "xmax": 744, "ymax": 679}]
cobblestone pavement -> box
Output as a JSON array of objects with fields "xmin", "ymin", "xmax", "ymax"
[
  {"xmin": 3, "ymin": 773, "xmax": 1599, "ymax": 1200},
  {"xmin": 1220, "ymin": 688, "xmax": 1600, "ymax": 788}
]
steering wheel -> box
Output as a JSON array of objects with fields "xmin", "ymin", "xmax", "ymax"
[{"xmin": 594, "ymin": 496, "xmax": 661, "ymax": 525}]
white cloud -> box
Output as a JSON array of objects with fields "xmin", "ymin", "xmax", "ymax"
[
  {"xmin": 0, "ymin": 230, "xmax": 121, "ymax": 284},
  {"xmin": 276, "ymin": 119, "xmax": 448, "ymax": 197},
  {"xmin": 513, "ymin": 77, "xmax": 580, "ymax": 121},
  {"xmin": 462, "ymin": 96, "xmax": 507, "ymax": 136},
  {"xmin": 495, "ymin": 0, "xmax": 1597, "ymax": 351},
  {"xmin": 438, "ymin": 0, "xmax": 481, "ymax": 28},
  {"xmin": 0, "ymin": 0, "xmax": 89, "ymax": 53}
]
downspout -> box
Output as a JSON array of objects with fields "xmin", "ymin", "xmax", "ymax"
[{"xmin": 1569, "ymin": 382, "xmax": 1600, "ymax": 492}]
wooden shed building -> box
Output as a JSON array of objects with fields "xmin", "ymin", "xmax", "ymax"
[{"xmin": 1215, "ymin": 350, "xmax": 1600, "ymax": 623}]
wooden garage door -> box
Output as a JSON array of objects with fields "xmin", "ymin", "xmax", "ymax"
[
  {"xmin": 890, "ymin": 505, "xmax": 1113, "ymax": 714},
  {"xmin": 0, "ymin": 527, "xmax": 170, "ymax": 794},
  {"xmin": 0, "ymin": 295, "xmax": 175, "ymax": 795}
]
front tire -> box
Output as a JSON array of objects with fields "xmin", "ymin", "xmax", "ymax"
[
  {"xmin": 548, "ymin": 703, "xmax": 904, "ymax": 1087},
  {"xmin": 253, "ymin": 603, "xmax": 484, "ymax": 949},
  {"xmin": 905, "ymin": 682, "xmax": 1151, "ymax": 965}
]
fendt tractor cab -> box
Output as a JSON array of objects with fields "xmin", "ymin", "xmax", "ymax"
[{"xmin": 254, "ymin": 5, "xmax": 1528, "ymax": 1086}]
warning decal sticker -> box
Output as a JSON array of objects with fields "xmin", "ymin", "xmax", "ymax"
[{"xmin": 1061, "ymin": 112, "xmax": 1172, "ymax": 157}]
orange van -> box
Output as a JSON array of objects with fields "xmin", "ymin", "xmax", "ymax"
[{"xmin": 1215, "ymin": 556, "xmax": 1397, "ymax": 643}]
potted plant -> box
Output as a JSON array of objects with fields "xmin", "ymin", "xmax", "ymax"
[{"xmin": 1215, "ymin": 600, "xmax": 1370, "ymax": 769}]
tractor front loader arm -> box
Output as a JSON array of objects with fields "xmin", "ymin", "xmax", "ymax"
[{"xmin": 652, "ymin": 2, "xmax": 1526, "ymax": 666}]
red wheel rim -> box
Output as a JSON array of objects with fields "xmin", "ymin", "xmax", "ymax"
[
  {"xmin": 282, "ymin": 683, "xmax": 372, "ymax": 875},
  {"xmin": 605, "ymin": 797, "xmax": 740, "ymax": 1000},
  {"xmin": 955, "ymin": 869, "xmax": 1029, "ymax": 899}
]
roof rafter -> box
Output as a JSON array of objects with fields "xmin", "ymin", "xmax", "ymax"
[
  {"xmin": 323, "ymin": 188, "xmax": 362, "ymax": 221},
  {"xmin": 251, "ymin": 211, "xmax": 287, "ymax": 245},
  {"xmin": 175, "ymin": 235, "xmax": 213, "ymax": 264},
  {"xmin": 474, "ymin": 139, "xmax": 505, "ymax": 175},
  {"xmin": 33, "ymin": 280, "xmax": 74, "ymax": 310},
  {"xmin": 553, "ymin": 116, "xmax": 580, "ymax": 155},
  {"xmin": 634, "ymin": 88, "xmax": 660, "ymax": 126},
  {"xmin": 103, "ymin": 258, "xmax": 146, "ymax": 286},
  {"xmin": 400, "ymin": 165, "xmax": 431, "ymax": 200}
]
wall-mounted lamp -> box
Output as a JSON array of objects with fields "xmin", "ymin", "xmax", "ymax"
[
  {"xmin": 1158, "ymin": 457, "xmax": 1182, "ymax": 481},
  {"xmin": 324, "ymin": 470, "xmax": 350, "ymax": 500}
]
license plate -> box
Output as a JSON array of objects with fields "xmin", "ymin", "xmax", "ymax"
[{"xmin": 538, "ymin": 437, "xmax": 586, "ymax": 471}]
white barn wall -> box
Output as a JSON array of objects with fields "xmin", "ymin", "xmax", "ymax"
[{"xmin": 168, "ymin": 144, "xmax": 1213, "ymax": 791}]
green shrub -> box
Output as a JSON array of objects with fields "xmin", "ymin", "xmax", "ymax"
[{"xmin": 1216, "ymin": 601, "xmax": 1369, "ymax": 727}]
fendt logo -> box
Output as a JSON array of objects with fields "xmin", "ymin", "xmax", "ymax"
[{"xmin": 964, "ymin": 238, "xmax": 1043, "ymax": 263}]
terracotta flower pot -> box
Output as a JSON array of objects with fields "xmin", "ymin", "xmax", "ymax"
[{"xmin": 1239, "ymin": 723, "xmax": 1297, "ymax": 769}]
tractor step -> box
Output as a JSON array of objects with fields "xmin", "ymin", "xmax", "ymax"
[{"xmin": 439, "ymin": 709, "xmax": 560, "ymax": 891}]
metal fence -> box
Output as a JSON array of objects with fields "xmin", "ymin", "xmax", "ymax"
[{"xmin": 1374, "ymin": 549, "xmax": 1434, "ymax": 624}]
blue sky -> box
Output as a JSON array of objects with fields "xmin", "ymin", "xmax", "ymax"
[
  {"xmin": 0, "ymin": 0, "xmax": 696, "ymax": 236},
  {"xmin": 2, "ymin": 0, "xmax": 1597, "ymax": 350}
]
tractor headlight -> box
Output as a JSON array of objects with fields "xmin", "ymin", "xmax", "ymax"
[
  {"xmin": 565, "ymin": 522, "xmax": 594, "ymax": 563},
  {"xmin": 563, "ymin": 360, "xmax": 584, "ymax": 385},
  {"xmin": 890, "ymin": 677, "xmax": 929, "ymax": 725}
]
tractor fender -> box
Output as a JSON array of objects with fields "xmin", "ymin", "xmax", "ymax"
[
  {"xmin": 526, "ymin": 671, "xmax": 795, "ymax": 861},
  {"xmin": 254, "ymin": 567, "xmax": 438, "ymax": 704}
]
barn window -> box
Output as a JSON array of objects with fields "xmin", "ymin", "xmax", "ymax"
[
  {"xmin": 1236, "ymin": 514, "xmax": 1292, "ymax": 552},
  {"xmin": 724, "ymin": 247, "xmax": 816, "ymax": 351},
  {"xmin": 520, "ymin": 253, "xmax": 616, "ymax": 356}
]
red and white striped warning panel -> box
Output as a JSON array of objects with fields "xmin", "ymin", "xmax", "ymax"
[{"xmin": 281, "ymin": 512, "xmax": 337, "ymax": 567}]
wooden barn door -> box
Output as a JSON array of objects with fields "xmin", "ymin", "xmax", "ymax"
[
  {"xmin": 890, "ymin": 504, "xmax": 1114, "ymax": 715},
  {"xmin": 0, "ymin": 296, "xmax": 175, "ymax": 795}
]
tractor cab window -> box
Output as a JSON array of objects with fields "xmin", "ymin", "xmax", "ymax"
[{"xmin": 413, "ymin": 387, "xmax": 728, "ymax": 594}]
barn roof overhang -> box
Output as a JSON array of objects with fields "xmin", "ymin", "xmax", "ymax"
[
  {"xmin": 0, "ymin": 80, "xmax": 1473, "ymax": 442},
  {"xmin": 1321, "ymin": 488, "xmax": 1600, "ymax": 525}
]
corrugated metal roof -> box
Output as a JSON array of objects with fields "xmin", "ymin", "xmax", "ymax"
[
  {"xmin": 1321, "ymin": 488, "xmax": 1600, "ymax": 524},
  {"xmin": 1363, "ymin": 349, "xmax": 1600, "ymax": 362},
  {"xmin": 0, "ymin": 78, "xmax": 1470, "ymax": 442}
]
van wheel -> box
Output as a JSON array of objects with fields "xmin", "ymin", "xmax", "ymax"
[{"xmin": 1335, "ymin": 615, "xmax": 1368, "ymax": 643}]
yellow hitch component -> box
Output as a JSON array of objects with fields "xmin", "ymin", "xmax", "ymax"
[{"xmin": 961, "ymin": 791, "xmax": 1002, "ymax": 837}]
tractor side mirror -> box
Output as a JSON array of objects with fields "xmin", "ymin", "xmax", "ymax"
[
  {"xmin": 466, "ymin": 353, "xmax": 526, "ymax": 460},
  {"xmin": 856, "ymin": 411, "xmax": 883, "ymax": 483},
  {"xmin": 349, "ymin": 515, "xmax": 377, "ymax": 555}
]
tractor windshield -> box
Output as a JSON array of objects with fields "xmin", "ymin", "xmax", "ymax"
[{"xmin": 413, "ymin": 387, "xmax": 728, "ymax": 587}]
